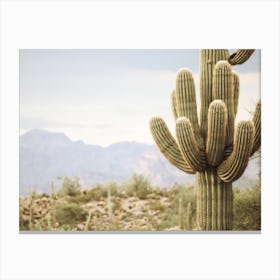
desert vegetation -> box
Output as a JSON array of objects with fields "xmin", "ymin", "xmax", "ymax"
[{"xmin": 19, "ymin": 174, "xmax": 260, "ymax": 231}]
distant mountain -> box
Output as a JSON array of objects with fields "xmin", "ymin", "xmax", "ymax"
[{"xmin": 19, "ymin": 129, "xmax": 260, "ymax": 195}]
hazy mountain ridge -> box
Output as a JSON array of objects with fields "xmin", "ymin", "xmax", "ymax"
[{"xmin": 20, "ymin": 129, "xmax": 260, "ymax": 195}]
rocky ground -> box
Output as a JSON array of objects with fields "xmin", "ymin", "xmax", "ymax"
[
  {"xmin": 19, "ymin": 186, "xmax": 195, "ymax": 231},
  {"xmin": 19, "ymin": 178, "xmax": 261, "ymax": 231}
]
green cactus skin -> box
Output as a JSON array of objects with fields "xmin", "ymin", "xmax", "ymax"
[
  {"xmin": 171, "ymin": 89, "xmax": 178, "ymax": 120},
  {"xmin": 175, "ymin": 69, "xmax": 204, "ymax": 150},
  {"xmin": 206, "ymin": 100, "xmax": 227, "ymax": 166},
  {"xmin": 251, "ymin": 101, "xmax": 261, "ymax": 155},
  {"xmin": 232, "ymin": 72, "xmax": 240, "ymax": 117},
  {"xmin": 150, "ymin": 49, "xmax": 260, "ymax": 230},
  {"xmin": 228, "ymin": 49, "xmax": 255, "ymax": 65},
  {"xmin": 176, "ymin": 117, "xmax": 206, "ymax": 172},
  {"xmin": 212, "ymin": 61, "xmax": 235, "ymax": 148},
  {"xmin": 150, "ymin": 117, "xmax": 195, "ymax": 174},
  {"xmin": 197, "ymin": 169, "xmax": 232, "ymax": 230},
  {"xmin": 199, "ymin": 50, "xmax": 229, "ymax": 141},
  {"xmin": 217, "ymin": 121, "xmax": 255, "ymax": 182}
]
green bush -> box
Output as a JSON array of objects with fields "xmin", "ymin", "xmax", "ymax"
[
  {"xmin": 169, "ymin": 183, "xmax": 196, "ymax": 210},
  {"xmin": 54, "ymin": 202, "xmax": 86, "ymax": 227},
  {"xmin": 57, "ymin": 176, "xmax": 81, "ymax": 197},
  {"xmin": 88, "ymin": 183, "xmax": 108, "ymax": 201},
  {"xmin": 160, "ymin": 184, "xmax": 196, "ymax": 230},
  {"xmin": 66, "ymin": 193, "xmax": 92, "ymax": 204},
  {"xmin": 233, "ymin": 185, "xmax": 261, "ymax": 230},
  {"xmin": 148, "ymin": 200, "xmax": 165, "ymax": 212},
  {"xmin": 123, "ymin": 174, "xmax": 153, "ymax": 199}
]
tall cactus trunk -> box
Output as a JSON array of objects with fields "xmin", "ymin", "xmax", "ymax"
[{"xmin": 196, "ymin": 168, "xmax": 233, "ymax": 230}]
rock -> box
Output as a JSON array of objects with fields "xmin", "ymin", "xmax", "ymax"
[{"xmin": 77, "ymin": 223, "xmax": 84, "ymax": 230}]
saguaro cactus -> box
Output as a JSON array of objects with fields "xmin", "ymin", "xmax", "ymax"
[{"xmin": 150, "ymin": 49, "xmax": 260, "ymax": 230}]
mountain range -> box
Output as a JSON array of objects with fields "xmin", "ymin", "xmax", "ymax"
[{"xmin": 20, "ymin": 129, "xmax": 260, "ymax": 195}]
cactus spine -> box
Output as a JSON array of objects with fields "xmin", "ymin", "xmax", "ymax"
[{"xmin": 150, "ymin": 49, "xmax": 260, "ymax": 230}]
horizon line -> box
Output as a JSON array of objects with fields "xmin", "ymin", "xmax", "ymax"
[{"xmin": 20, "ymin": 127, "xmax": 156, "ymax": 147}]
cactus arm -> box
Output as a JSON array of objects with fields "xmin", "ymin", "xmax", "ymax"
[
  {"xmin": 171, "ymin": 89, "xmax": 178, "ymax": 120},
  {"xmin": 213, "ymin": 61, "xmax": 235, "ymax": 147},
  {"xmin": 232, "ymin": 72, "xmax": 240, "ymax": 117},
  {"xmin": 214, "ymin": 72, "xmax": 238, "ymax": 160},
  {"xmin": 150, "ymin": 117, "xmax": 195, "ymax": 174},
  {"xmin": 176, "ymin": 117, "xmax": 206, "ymax": 172},
  {"xmin": 217, "ymin": 121, "xmax": 255, "ymax": 182},
  {"xmin": 206, "ymin": 100, "xmax": 228, "ymax": 166},
  {"xmin": 251, "ymin": 100, "xmax": 261, "ymax": 155},
  {"xmin": 175, "ymin": 69, "xmax": 204, "ymax": 149},
  {"xmin": 228, "ymin": 49, "xmax": 255, "ymax": 65},
  {"xmin": 199, "ymin": 49, "xmax": 230, "ymax": 140}
]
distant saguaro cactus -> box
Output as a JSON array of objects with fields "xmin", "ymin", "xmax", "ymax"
[
  {"xmin": 178, "ymin": 197, "xmax": 184, "ymax": 230},
  {"xmin": 186, "ymin": 202, "xmax": 192, "ymax": 230},
  {"xmin": 150, "ymin": 49, "xmax": 260, "ymax": 230}
]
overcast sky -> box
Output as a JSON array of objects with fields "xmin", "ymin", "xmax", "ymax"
[{"xmin": 20, "ymin": 49, "xmax": 261, "ymax": 146}]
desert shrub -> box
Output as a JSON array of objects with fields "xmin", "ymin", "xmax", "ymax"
[
  {"xmin": 233, "ymin": 185, "xmax": 261, "ymax": 230},
  {"xmin": 66, "ymin": 193, "xmax": 92, "ymax": 204},
  {"xmin": 19, "ymin": 210, "xmax": 29, "ymax": 230},
  {"xmin": 159, "ymin": 184, "xmax": 196, "ymax": 230},
  {"xmin": 54, "ymin": 202, "xmax": 86, "ymax": 227},
  {"xmin": 160, "ymin": 213, "xmax": 181, "ymax": 230},
  {"xmin": 123, "ymin": 174, "xmax": 153, "ymax": 199},
  {"xmin": 146, "ymin": 192, "xmax": 158, "ymax": 200},
  {"xmin": 88, "ymin": 183, "xmax": 108, "ymax": 201},
  {"xmin": 57, "ymin": 176, "xmax": 81, "ymax": 197},
  {"xmin": 148, "ymin": 200, "xmax": 165, "ymax": 212},
  {"xmin": 169, "ymin": 183, "xmax": 196, "ymax": 209},
  {"xmin": 153, "ymin": 187, "xmax": 167, "ymax": 196},
  {"xmin": 38, "ymin": 193, "xmax": 50, "ymax": 198}
]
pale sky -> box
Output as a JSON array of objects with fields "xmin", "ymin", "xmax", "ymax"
[{"xmin": 20, "ymin": 49, "xmax": 261, "ymax": 146}]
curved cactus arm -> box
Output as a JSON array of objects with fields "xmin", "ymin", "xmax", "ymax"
[
  {"xmin": 206, "ymin": 100, "xmax": 228, "ymax": 166},
  {"xmin": 232, "ymin": 72, "xmax": 240, "ymax": 117},
  {"xmin": 171, "ymin": 89, "xmax": 178, "ymax": 120},
  {"xmin": 175, "ymin": 69, "xmax": 204, "ymax": 150},
  {"xmin": 213, "ymin": 61, "xmax": 235, "ymax": 147},
  {"xmin": 176, "ymin": 117, "xmax": 206, "ymax": 172},
  {"xmin": 150, "ymin": 117, "xmax": 195, "ymax": 174},
  {"xmin": 217, "ymin": 121, "xmax": 255, "ymax": 182},
  {"xmin": 251, "ymin": 100, "xmax": 261, "ymax": 155},
  {"xmin": 199, "ymin": 49, "xmax": 229, "ymax": 140},
  {"xmin": 228, "ymin": 49, "xmax": 255, "ymax": 65}
]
